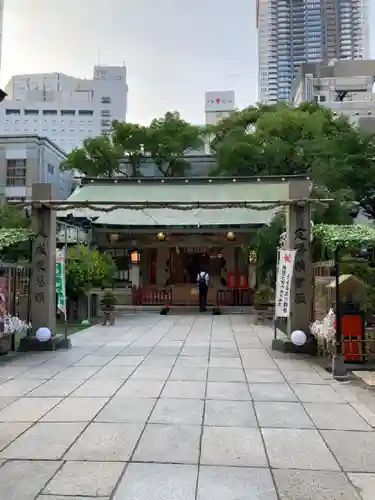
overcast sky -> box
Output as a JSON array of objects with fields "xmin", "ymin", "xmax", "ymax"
[{"xmin": 1, "ymin": 0, "xmax": 373, "ymax": 124}]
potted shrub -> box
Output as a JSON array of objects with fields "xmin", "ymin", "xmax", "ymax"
[
  {"xmin": 212, "ymin": 304, "xmax": 221, "ymax": 315},
  {"xmin": 160, "ymin": 304, "xmax": 170, "ymax": 315},
  {"xmin": 101, "ymin": 291, "xmax": 117, "ymax": 325},
  {"xmin": 253, "ymin": 284, "xmax": 274, "ymax": 310}
]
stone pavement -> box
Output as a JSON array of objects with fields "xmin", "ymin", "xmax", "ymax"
[{"xmin": 1, "ymin": 314, "xmax": 375, "ymax": 499}]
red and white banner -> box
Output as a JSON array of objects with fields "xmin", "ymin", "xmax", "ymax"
[{"xmin": 275, "ymin": 250, "xmax": 297, "ymax": 318}]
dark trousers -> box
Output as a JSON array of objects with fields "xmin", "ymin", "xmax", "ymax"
[{"xmin": 199, "ymin": 284, "xmax": 208, "ymax": 312}]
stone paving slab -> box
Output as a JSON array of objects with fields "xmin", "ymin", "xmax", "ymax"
[
  {"xmin": 201, "ymin": 426, "xmax": 268, "ymax": 467},
  {"xmin": 133, "ymin": 423, "xmax": 201, "ymax": 464},
  {"xmin": 254, "ymin": 401, "xmax": 314, "ymax": 428},
  {"xmin": 43, "ymin": 461, "xmax": 125, "ymax": 497},
  {"xmin": 0, "ymin": 397, "xmax": 61, "ymax": 422},
  {"xmin": 113, "ymin": 463, "xmax": 197, "ymax": 500},
  {"xmin": 1, "ymin": 314, "xmax": 375, "ymax": 499},
  {"xmin": 0, "ymin": 422, "xmax": 32, "ymax": 450},
  {"xmin": 0, "ymin": 422, "xmax": 87, "ymax": 460},
  {"xmin": 95, "ymin": 396, "xmax": 156, "ymax": 423},
  {"xmin": 65, "ymin": 422, "xmax": 144, "ymax": 461},
  {"xmin": 39, "ymin": 496, "xmax": 110, "ymax": 500},
  {"xmin": 348, "ymin": 473, "xmax": 375, "ymax": 499},
  {"xmin": 262, "ymin": 428, "xmax": 341, "ymax": 471},
  {"xmin": 197, "ymin": 466, "xmax": 277, "ymax": 500},
  {"xmin": 273, "ymin": 470, "xmax": 360, "ymax": 499},
  {"xmin": 0, "ymin": 460, "xmax": 61, "ymax": 500}
]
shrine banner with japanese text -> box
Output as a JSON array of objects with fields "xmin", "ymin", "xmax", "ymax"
[
  {"xmin": 56, "ymin": 250, "xmax": 66, "ymax": 317},
  {"xmin": 275, "ymin": 250, "xmax": 297, "ymax": 318}
]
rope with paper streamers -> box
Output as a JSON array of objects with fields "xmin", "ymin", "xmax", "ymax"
[{"xmin": 7, "ymin": 198, "xmax": 332, "ymax": 213}]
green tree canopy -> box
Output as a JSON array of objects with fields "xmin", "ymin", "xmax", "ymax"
[
  {"xmin": 111, "ymin": 121, "xmax": 147, "ymax": 177},
  {"xmin": 61, "ymin": 113, "xmax": 204, "ymax": 178},
  {"xmin": 60, "ymin": 135, "xmax": 124, "ymax": 177},
  {"xmin": 65, "ymin": 245, "xmax": 116, "ymax": 298},
  {"xmin": 0, "ymin": 204, "xmax": 32, "ymax": 261},
  {"xmin": 146, "ymin": 111, "xmax": 204, "ymax": 177},
  {"xmin": 210, "ymin": 103, "xmax": 375, "ymax": 219},
  {"xmin": 0, "ymin": 203, "xmax": 30, "ymax": 229}
]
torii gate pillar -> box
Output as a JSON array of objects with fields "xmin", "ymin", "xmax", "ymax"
[
  {"xmin": 19, "ymin": 183, "xmax": 71, "ymax": 351},
  {"xmin": 286, "ymin": 180, "xmax": 313, "ymax": 336}
]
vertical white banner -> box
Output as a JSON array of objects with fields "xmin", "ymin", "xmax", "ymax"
[{"xmin": 275, "ymin": 250, "xmax": 297, "ymax": 318}]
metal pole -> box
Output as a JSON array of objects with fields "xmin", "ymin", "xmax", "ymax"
[
  {"xmin": 26, "ymin": 239, "xmax": 33, "ymax": 337},
  {"xmin": 332, "ymin": 245, "xmax": 347, "ymax": 378},
  {"xmin": 87, "ymin": 225, "xmax": 92, "ymax": 323},
  {"xmin": 63, "ymin": 223, "xmax": 68, "ymax": 338},
  {"xmin": 334, "ymin": 247, "xmax": 341, "ymax": 356}
]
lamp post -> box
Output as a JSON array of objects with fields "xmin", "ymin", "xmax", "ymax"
[
  {"xmin": 332, "ymin": 246, "xmax": 347, "ymax": 378},
  {"xmin": 129, "ymin": 249, "xmax": 141, "ymax": 288},
  {"xmin": 130, "ymin": 249, "xmax": 141, "ymax": 265}
]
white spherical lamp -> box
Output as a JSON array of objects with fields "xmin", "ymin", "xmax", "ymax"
[
  {"xmin": 36, "ymin": 327, "xmax": 52, "ymax": 342},
  {"xmin": 291, "ymin": 330, "xmax": 307, "ymax": 346}
]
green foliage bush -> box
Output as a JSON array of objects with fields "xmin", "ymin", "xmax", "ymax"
[{"xmin": 66, "ymin": 245, "xmax": 116, "ymax": 298}]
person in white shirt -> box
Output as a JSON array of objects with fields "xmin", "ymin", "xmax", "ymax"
[{"xmin": 197, "ymin": 270, "xmax": 209, "ymax": 312}]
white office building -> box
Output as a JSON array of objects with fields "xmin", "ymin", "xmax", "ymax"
[
  {"xmin": 204, "ymin": 90, "xmax": 235, "ymax": 126},
  {"xmin": 291, "ymin": 59, "xmax": 375, "ymax": 133},
  {"xmin": 0, "ymin": 134, "xmax": 73, "ymax": 201},
  {"xmin": 0, "ymin": 65, "xmax": 128, "ymax": 152}
]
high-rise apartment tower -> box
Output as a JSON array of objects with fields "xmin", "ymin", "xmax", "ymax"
[{"xmin": 257, "ymin": 0, "xmax": 369, "ymax": 104}]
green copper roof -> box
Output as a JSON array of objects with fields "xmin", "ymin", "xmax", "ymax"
[
  {"xmin": 68, "ymin": 178, "xmax": 290, "ymax": 204},
  {"xmin": 60, "ymin": 178, "xmax": 290, "ymax": 227}
]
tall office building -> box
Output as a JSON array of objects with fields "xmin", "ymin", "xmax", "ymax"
[{"xmin": 257, "ymin": 0, "xmax": 369, "ymax": 104}]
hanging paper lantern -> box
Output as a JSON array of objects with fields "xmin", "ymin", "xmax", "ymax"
[
  {"xmin": 291, "ymin": 330, "xmax": 307, "ymax": 346},
  {"xmin": 35, "ymin": 327, "xmax": 51, "ymax": 342}
]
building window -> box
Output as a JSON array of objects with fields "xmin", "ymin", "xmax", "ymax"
[
  {"xmin": 7, "ymin": 196, "xmax": 26, "ymax": 201},
  {"xmin": 101, "ymin": 119, "xmax": 111, "ymax": 126},
  {"xmin": 79, "ymin": 110, "xmax": 94, "ymax": 116},
  {"xmin": 61, "ymin": 110, "xmax": 75, "ymax": 116},
  {"xmin": 101, "ymin": 110, "xmax": 111, "ymax": 116},
  {"xmin": 47, "ymin": 163, "xmax": 55, "ymax": 174},
  {"xmin": 101, "ymin": 97, "xmax": 111, "ymax": 104},
  {"xmin": 6, "ymin": 159, "xmax": 26, "ymax": 186},
  {"xmin": 5, "ymin": 109, "xmax": 21, "ymax": 115},
  {"xmin": 24, "ymin": 109, "xmax": 39, "ymax": 115},
  {"xmin": 43, "ymin": 110, "xmax": 58, "ymax": 115}
]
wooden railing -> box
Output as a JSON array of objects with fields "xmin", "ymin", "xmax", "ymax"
[
  {"xmin": 132, "ymin": 286, "xmax": 172, "ymax": 306},
  {"xmin": 132, "ymin": 286, "xmax": 254, "ymax": 306},
  {"xmin": 217, "ymin": 289, "xmax": 254, "ymax": 306}
]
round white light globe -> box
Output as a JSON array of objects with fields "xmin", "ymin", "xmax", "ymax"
[
  {"xmin": 35, "ymin": 327, "xmax": 51, "ymax": 342},
  {"xmin": 291, "ymin": 330, "xmax": 307, "ymax": 346}
]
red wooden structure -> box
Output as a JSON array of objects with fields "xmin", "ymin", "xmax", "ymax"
[{"xmin": 132, "ymin": 286, "xmax": 254, "ymax": 306}]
